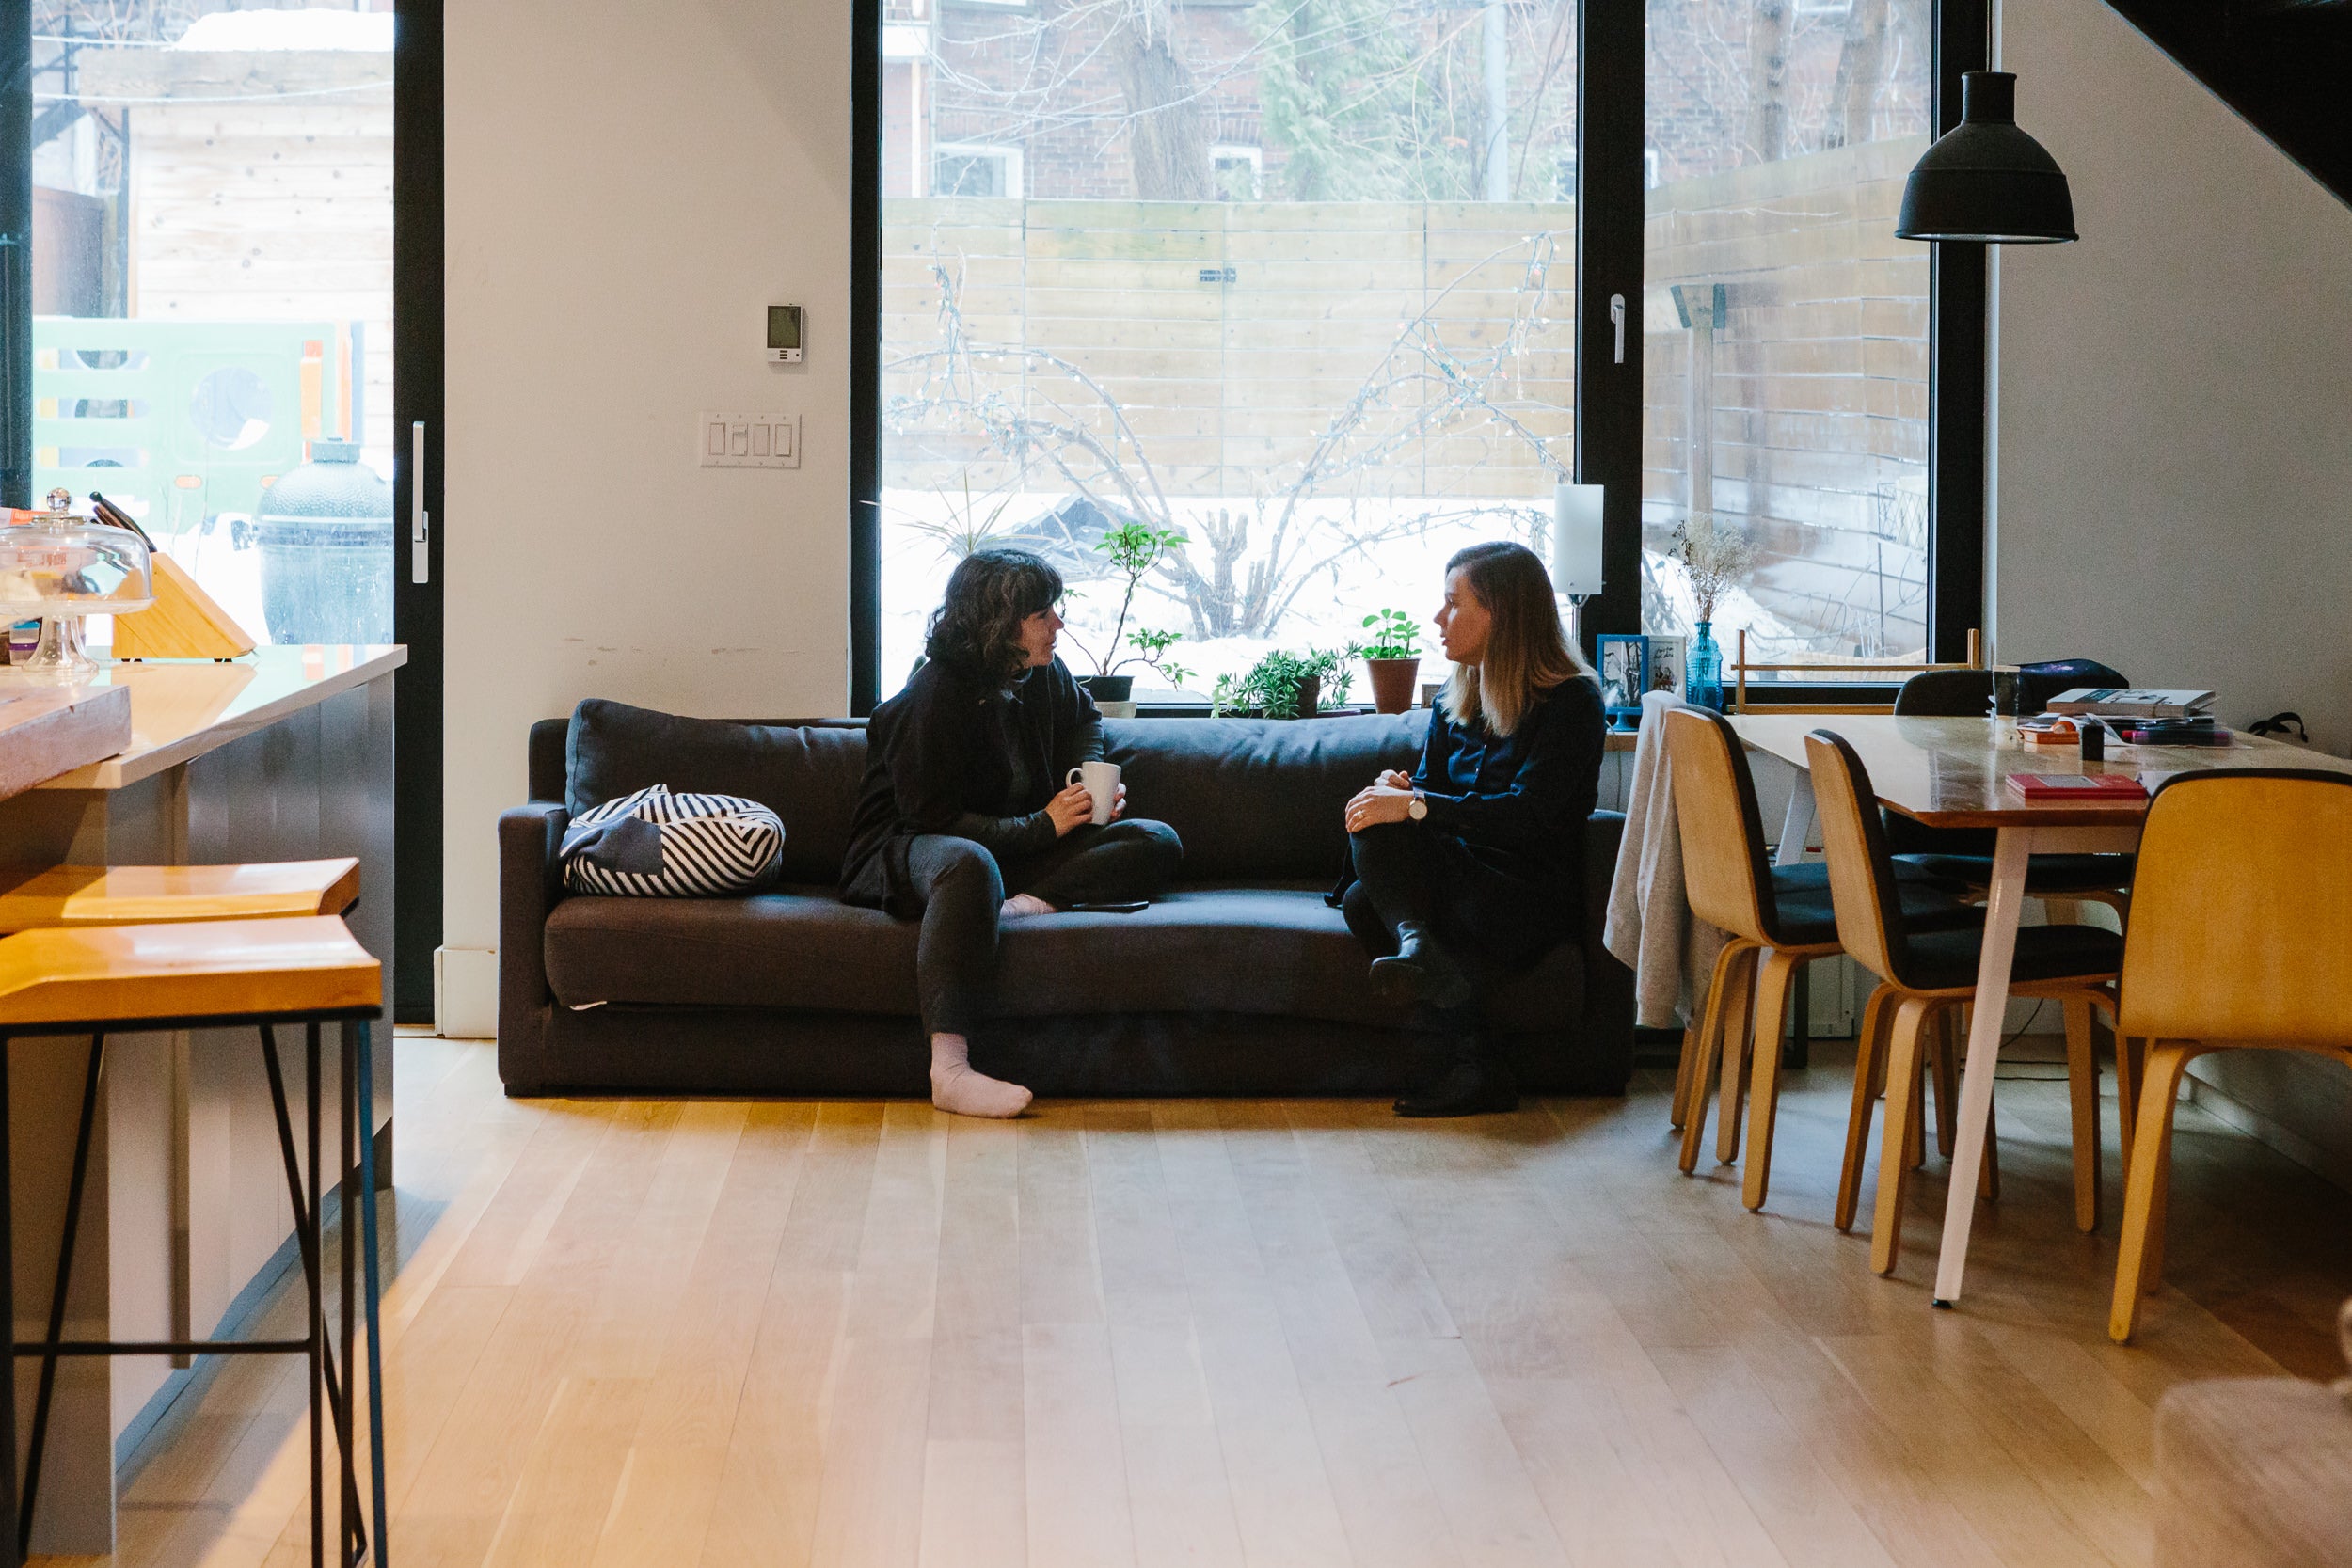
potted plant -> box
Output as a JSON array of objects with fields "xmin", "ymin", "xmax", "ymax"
[
  {"xmin": 1352, "ymin": 607, "xmax": 1422, "ymax": 715},
  {"xmin": 1066, "ymin": 518, "xmax": 1188, "ymax": 704},
  {"xmin": 1671, "ymin": 513, "xmax": 1756, "ymax": 711},
  {"xmin": 1212, "ymin": 648, "xmax": 1352, "ymax": 720}
]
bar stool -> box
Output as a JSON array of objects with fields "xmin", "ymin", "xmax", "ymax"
[
  {"xmin": 0, "ymin": 859, "xmax": 361, "ymax": 932},
  {"xmin": 1804, "ymin": 730, "xmax": 2120, "ymax": 1278},
  {"xmin": 0, "ymin": 914, "xmax": 389, "ymax": 1568},
  {"xmin": 1665, "ymin": 710, "xmax": 1984, "ymax": 1198}
]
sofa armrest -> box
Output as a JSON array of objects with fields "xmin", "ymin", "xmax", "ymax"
[{"xmin": 499, "ymin": 802, "xmax": 569, "ymax": 1093}]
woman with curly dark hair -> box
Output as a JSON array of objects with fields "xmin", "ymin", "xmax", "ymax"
[{"xmin": 842, "ymin": 547, "xmax": 1184, "ymax": 1117}]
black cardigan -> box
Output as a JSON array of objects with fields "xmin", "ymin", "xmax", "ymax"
[{"xmin": 841, "ymin": 656, "xmax": 1103, "ymax": 914}]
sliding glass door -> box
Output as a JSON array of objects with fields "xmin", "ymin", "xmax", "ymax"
[
  {"xmin": 874, "ymin": 0, "xmax": 1582, "ymax": 703},
  {"xmin": 4, "ymin": 0, "xmax": 442, "ymax": 1018}
]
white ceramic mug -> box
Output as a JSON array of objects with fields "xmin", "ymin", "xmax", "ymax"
[{"xmin": 1066, "ymin": 760, "xmax": 1121, "ymax": 826}]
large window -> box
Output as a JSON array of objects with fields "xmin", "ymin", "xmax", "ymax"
[
  {"xmin": 1642, "ymin": 0, "xmax": 1934, "ymax": 680},
  {"xmin": 878, "ymin": 0, "xmax": 1581, "ymax": 702},
  {"xmin": 859, "ymin": 0, "xmax": 1978, "ymax": 705},
  {"xmin": 24, "ymin": 1, "xmax": 396, "ymax": 648}
]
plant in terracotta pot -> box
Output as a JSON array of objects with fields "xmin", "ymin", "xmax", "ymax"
[
  {"xmin": 1352, "ymin": 607, "xmax": 1422, "ymax": 715},
  {"xmin": 1066, "ymin": 518, "xmax": 1187, "ymax": 704}
]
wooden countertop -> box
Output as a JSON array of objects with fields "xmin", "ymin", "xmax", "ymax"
[
  {"xmin": 0, "ymin": 685, "xmax": 135, "ymax": 802},
  {"xmin": 0, "ymin": 644, "xmax": 406, "ymax": 792}
]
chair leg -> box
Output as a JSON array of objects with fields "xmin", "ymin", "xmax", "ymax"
[
  {"xmin": 356, "ymin": 1018, "xmax": 392, "ymax": 1564},
  {"xmin": 1907, "ymin": 1019, "xmax": 1932, "ymax": 1172},
  {"xmin": 1681, "ymin": 943, "xmax": 1754, "ymax": 1174},
  {"xmin": 1929, "ymin": 1006, "xmax": 1959, "ymax": 1158},
  {"xmin": 2064, "ymin": 996, "xmax": 2100, "ymax": 1232},
  {"xmin": 1715, "ymin": 948, "xmax": 1759, "ymax": 1167},
  {"xmin": 1670, "ymin": 1014, "xmax": 1699, "ymax": 1132},
  {"xmin": 1673, "ymin": 942, "xmax": 1744, "ymax": 1132},
  {"xmin": 1741, "ymin": 951, "xmax": 1804, "ymax": 1211},
  {"xmin": 2111, "ymin": 1042, "xmax": 2195, "ymax": 1343},
  {"xmin": 261, "ymin": 1030, "xmax": 369, "ymax": 1544},
  {"xmin": 1870, "ymin": 996, "xmax": 1935, "ymax": 1276},
  {"xmin": 2115, "ymin": 1035, "xmax": 2145, "ymax": 1169},
  {"xmin": 1979, "ymin": 1092, "xmax": 2000, "ymax": 1203},
  {"xmin": 19, "ymin": 1035, "xmax": 103, "ymax": 1558},
  {"xmin": 1836, "ymin": 983, "xmax": 1894, "ymax": 1232}
]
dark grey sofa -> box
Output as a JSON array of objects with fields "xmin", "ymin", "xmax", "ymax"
[{"xmin": 498, "ymin": 701, "xmax": 1633, "ymax": 1099}]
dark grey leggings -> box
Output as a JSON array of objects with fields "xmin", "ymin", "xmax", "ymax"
[{"xmin": 905, "ymin": 818, "xmax": 1183, "ymax": 1036}]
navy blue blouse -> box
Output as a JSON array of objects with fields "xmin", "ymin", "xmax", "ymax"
[{"xmin": 1411, "ymin": 674, "xmax": 1606, "ymax": 927}]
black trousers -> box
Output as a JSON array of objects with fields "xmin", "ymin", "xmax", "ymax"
[
  {"xmin": 904, "ymin": 819, "xmax": 1183, "ymax": 1036},
  {"xmin": 1343, "ymin": 821, "xmax": 1559, "ymax": 1046}
]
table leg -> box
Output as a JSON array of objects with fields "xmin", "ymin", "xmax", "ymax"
[
  {"xmin": 1931, "ymin": 827, "xmax": 2031, "ymax": 1307},
  {"xmin": 0, "ymin": 1039, "xmax": 16, "ymax": 1568},
  {"xmin": 1774, "ymin": 768, "xmax": 1817, "ymax": 867},
  {"xmin": 357, "ymin": 1020, "xmax": 390, "ymax": 1568}
]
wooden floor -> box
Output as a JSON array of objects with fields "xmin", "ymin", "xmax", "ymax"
[{"xmin": 52, "ymin": 1034, "xmax": 2352, "ymax": 1568}]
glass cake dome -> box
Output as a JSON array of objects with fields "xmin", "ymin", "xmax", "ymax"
[{"xmin": 0, "ymin": 490, "xmax": 154, "ymax": 679}]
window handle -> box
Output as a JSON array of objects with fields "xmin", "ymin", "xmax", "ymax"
[
  {"xmin": 1609, "ymin": 293, "xmax": 1627, "ymax": 364},
  {"xmin": 410, "ymin": 421, "xmax": 429, "ymax": 585}
]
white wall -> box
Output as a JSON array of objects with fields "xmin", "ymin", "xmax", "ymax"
[
  {"xmin": 1994, "ymin": 0, "xmax": 2352, "ymax": 1180},
  {"xmin": 1993, "ymin": 0, "xmax": 2352, "ymax": 751},
  {"xmin": 441, "ymin": 0, "xmax": 851, "ymax": 1030}
]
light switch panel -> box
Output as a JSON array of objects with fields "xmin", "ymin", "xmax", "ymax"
[{"xmin": 698, "ymin": 413, "xmax": 802, "ymax": 469}]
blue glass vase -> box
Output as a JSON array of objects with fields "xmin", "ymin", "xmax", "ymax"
[{"xmin": 1687, "ymin": 620, "xmax": 1724, "ymax": 710}]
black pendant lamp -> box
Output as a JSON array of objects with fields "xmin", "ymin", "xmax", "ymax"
[{"xmin": 1897, "ymin": 71, "xmax": 2076, "ymax": 244}]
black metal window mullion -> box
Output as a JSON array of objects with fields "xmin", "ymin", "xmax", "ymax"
[
  {"xmin": 850, "ymin": 0, "xmax": 883, "ymax": 718},
  {"xmin": 1574, "ymin": 0, "xmax": 1645, "ymax": 654},
  {"xmin": 1928, "ymin": 0, "xmax": 1993, "ymax": 664}
]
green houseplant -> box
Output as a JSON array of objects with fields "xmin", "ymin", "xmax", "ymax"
[
  {"xmin": 1352, "ymin": 607, "xmax": 1422, "ymax": 715},
  {"xmin": 1212, "ymin": 648, "xmax": 1352, "ymax": 720},
  {"xmin": 1066, "ymin": 518, "xmax": 1188, "ymax": 704}
]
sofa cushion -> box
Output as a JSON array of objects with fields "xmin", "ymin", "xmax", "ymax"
[
  {"xmin": 544, "ymin": 883, "xmax": 1581, "ymax": 1031},
  {"xmin": 1103, "ymin": 713, "xmax": 1425, "ymax": 881},
  {"xmin": 565, "ymin": 699, "xmax": 865, "ymax": 882}
]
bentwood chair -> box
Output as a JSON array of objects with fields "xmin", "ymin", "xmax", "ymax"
[
  {"xmin": 1665, "ymin": 709, "xmax": 1979, "ymax": 1204},
  {"xmin": 2108, "ymin": 770, "xmax": 2352, "ymax": 1343},
  {"xmin": 0, "ymin": 913, "xmax": 390, "ymax": 1568},
  {"xmin": 1804, "ymin": 730, "xmax": 2122, "ymax": 1275}
]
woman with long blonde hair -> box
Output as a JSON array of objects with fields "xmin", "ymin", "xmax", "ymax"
[{"xmin": 1333, "ymin": 540, "xmax": 1604, "ymax": 1116}]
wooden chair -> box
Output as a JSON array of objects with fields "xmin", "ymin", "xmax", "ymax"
[
  {"xmin": 0, "ymin": 915, "xmax": 390, "ymax": 1568},
  {"xmin": 2108, "ymin": 770, "xmax": 2352, "ymax": 1343},
  {"xmin": 1664, "ymin": 709, "xmax": 1980, "ymax": 1208},
  {"xmin": 1804, "ymin": 729, "xmax": 2121, "ymax": 1275}
]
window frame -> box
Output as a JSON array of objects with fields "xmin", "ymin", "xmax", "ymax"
[{"xmin": 847, "ymin": 0, "xmax": 1988, "ymax": 713}]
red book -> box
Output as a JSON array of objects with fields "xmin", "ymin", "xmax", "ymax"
[{"xmin": 2004, "ymin": 772, "xmax": 2148, "ymax": 800}]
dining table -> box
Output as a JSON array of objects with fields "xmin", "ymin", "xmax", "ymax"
[{"xmin": 1726, "ymin": 712, "xmax": 2352, "ymax": 1308}]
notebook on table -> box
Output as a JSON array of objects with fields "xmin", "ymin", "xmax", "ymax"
[{"xmin": 2004, "ymin": 772, "xmax": 2149, "ymax": 800}]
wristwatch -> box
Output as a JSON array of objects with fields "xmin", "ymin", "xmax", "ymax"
[{"xmin": 1406, "ymin": 791, "xmax": 1428, "ymax": 821}]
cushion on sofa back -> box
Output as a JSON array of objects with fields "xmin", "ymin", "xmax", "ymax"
[
  {"xmin": 565, "ymin": 699, "xmax": 867, "ymax": 882},
  {"xmin": 1104, "ymin": 714, "xmax": 1425, "ymax": 881}
]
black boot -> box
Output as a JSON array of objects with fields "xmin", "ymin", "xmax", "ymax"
[
  {"xmin": 1395, "ymin": 1043, "xmax": 1517, "ymax": 1117},
  {"xmin": 1368, "ymin": 921, "xmax": 1473, "ymax": 1009}
]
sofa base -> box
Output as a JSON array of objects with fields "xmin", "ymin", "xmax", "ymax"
[{"xmin": 502, "ymin": 1004, "xmax": 1633, "ymax": 1101}]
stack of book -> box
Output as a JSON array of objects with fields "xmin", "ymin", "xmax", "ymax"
[{"xmin": 2044, "ymin": 689, "xmax": 2232, "ymax": 747}]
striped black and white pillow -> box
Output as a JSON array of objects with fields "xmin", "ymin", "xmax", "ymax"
[{"xmin": 560, "ymin": 784, "xmax": 784, "ymax": 896}]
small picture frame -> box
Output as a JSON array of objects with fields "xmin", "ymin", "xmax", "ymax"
[
  {"xmin": 1597, "ymin": 634, "xmax": 1650, "ymax": 728},
  {"xmin": 1646, "ymin": 634, "xmax": 1688, "ymax": 702}
]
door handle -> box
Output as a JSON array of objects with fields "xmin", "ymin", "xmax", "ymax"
[
  {"xmin": 409, "ymin": 421, "xmax": 429, "ymax": 585},
  {"xmin": 1609, "ymin": 293, "xmax": 1627, "ymax": 364}
]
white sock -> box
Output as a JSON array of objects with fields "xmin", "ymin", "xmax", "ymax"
[
  {"xmin": 929, "ymin": 1033, "xmax": 1033, "ymax": 1119},
  {"xmin": 1001, "ymin": 893, "xmax": 1056, "ymax": 919}
]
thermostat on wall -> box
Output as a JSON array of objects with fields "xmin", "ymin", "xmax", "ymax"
[{"xmin": 767, "ymin": 305, "xmax": 803, "ymax": 364}]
